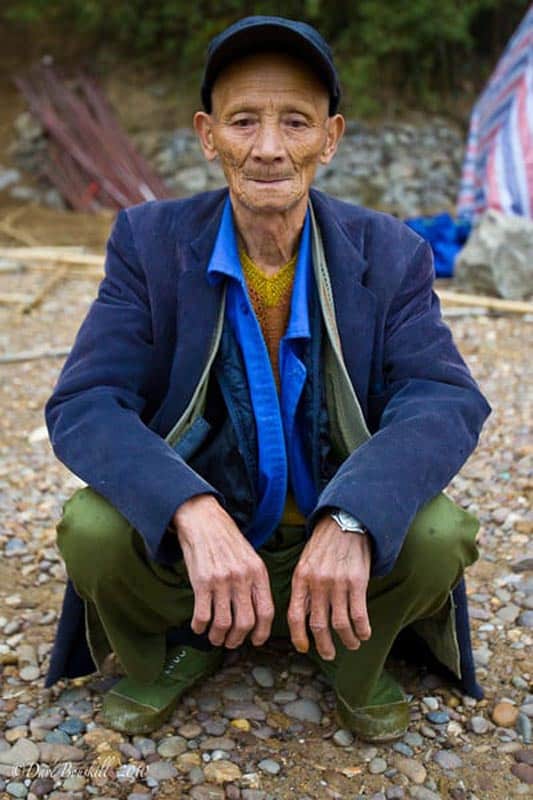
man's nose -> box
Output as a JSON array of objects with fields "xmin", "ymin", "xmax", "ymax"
[{"xmin": 251, "ymin": 120, "xmax": 285, "ymax": 162}]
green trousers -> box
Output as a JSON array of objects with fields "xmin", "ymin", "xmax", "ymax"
[{"xmin": 57, "ymin": 487, "xmax": 478, "ymax": 712}]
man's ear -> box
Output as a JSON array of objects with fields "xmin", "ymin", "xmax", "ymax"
[
  {"xmin": 193, "ymin": 111, "xmax": 218, "ymax": 162},
  {"xmin": 320, "ymin": 114, "xmax": 345, "ymax": 165}
]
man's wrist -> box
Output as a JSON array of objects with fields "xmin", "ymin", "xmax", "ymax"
[{"xmin": 330, "ymin": 508, "xmax": 368, "ymax": 535}]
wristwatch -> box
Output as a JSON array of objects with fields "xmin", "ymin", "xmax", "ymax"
[{"xmin": 330, "ymin": 508, "xmax": 367, "ymax": 535}]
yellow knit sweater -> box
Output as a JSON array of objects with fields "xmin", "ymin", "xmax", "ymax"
[{"xmin": 239, "ymin": 247, "xmax": 306, "ymax": 527}]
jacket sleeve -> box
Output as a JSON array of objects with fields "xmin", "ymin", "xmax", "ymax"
[
  {"xmin": 310, "ymin": 240, "xmax": 491, "ymax": 576},
  {"xmin": 45, "ymin": 209, "xmax": 221, "ymax": 564}
]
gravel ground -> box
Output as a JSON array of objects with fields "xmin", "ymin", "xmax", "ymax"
[{"xmin": 0, "ymin": 229, "xmax": 532, "ymax": 800}]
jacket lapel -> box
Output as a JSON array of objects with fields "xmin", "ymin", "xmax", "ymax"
[
  {"xmin": 152, "ymin": 193, "xmax": 227, "ymax": 436},
  {"xmin": 310, "ymin": 190, "xmax": 378, "ymax": 408}
]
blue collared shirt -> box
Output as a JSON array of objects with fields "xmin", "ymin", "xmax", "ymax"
[{"xmin": 207, "ymin": 198, "xmax": 317, "ymax": 547}]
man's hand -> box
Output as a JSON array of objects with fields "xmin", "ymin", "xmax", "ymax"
[
  {"xmin": 288, "ymin": 515, "xmax": 372, "ymax": 660},
  {"xmin": 173, "ymin": 494, "xmax": 275, "ymax": 649}
]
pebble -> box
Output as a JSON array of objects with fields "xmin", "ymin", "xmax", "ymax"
[
  {"xmin": 425, "ymin": 711, "xmax": 449, "ymax": 725},
  {"xmin": 251, "ymin": 666, "xmax": 274, "ymax": 688},
  {"xmin": 146, "ymin": 760, "xmax": 178, "ymax": 780},
  {"xmin": 386, "ymin": 789, "xmax": 405, "ymax": 799},
  {"xmin": 156, "ymin": 736, "xmax": 187, "ymax": 757},
  {"xmin": 30, "ymin": 713, "xmax": 63, "ymax": 732},
  {"xmin": 44, "ymin": 730, "xmax": 71, "ymax": 745},
  {"xmin": 518, "ymin": 610, "xmax": 533, "ymax": 628},
  {"xmin": 258, "ymin": 758, "xmax": 281, "ymax": 775},
  {"xmin": 333, "ymin": 729, "xmax": 354, "ymax": 747},
  {"xmin": 516, "ymin": 713, "xmax": 532, "ymax": 743},
  {"xmin": 58, "ymin": 717, "xmax": 86, "ymax": 736},
  {"xmin": 119, "ymin": 742, "xmax": 142, "ymax": 760},
  {"xmin": 408, "ymin": 789, "xmax": 441, "ymax": 800},
  {"xmin": 132, "ymin": 737, "xmax": 156, "ymax": 757},
  {"xmin": 190, "ymin": 785, "xmax": 226, "ymax": 799},
  {"xmin": 403, "ymin": 732, "xmax": 424, "ymax": 748},
  {"xmin": 0, "ymin": 739, "xmax": 39, "ymax": 765},
  {"xmin": 369, "ymin": 757, "xmax": 388, "ymax": 774},
  {"xmin": 283, "ymin": 699, "xmax": 322, "ymax": 724},
  {"xmin": 492, "ymin": 701, "xmax": 519, "ymax": 727},
  {"xmin": 422, "ymin": 697, "xmax": 440, "ymax": 711},
  {"xmin": 433, "ymin": 750, "xmax": 462, "ymax": 770},
  {"xmin": 200, "ymin": 737, "xmax": 236, "ymax": 752},
  {"xmin": 178, "ymin": 722, "xmax": 203, "ymax": 738},
  {"xmin": 394, "ymin": 756, "xmax": 427, "ymax": 784},
  {"xmin": 38, "ymin": 743, "xmax": 85, "ymax": 762},
  {"xmin": 30, "ymin": 778, "xmax": 55, "ymax": 797},
  {"xmin": 223, "ymin": 702, "xmax": 266, "ymax": 721},
  {"xmin": 5, "ymin": 783, "xmax": 27, "ymax": 798},
  {"xmin": 203, "ymin": 719, "xmax": 227, "ymax": 736},
  {"xmin": 203, "ymin": 759, "xmax": 242, "ymax": 783},
  {"xmin": 468, "ymin": 716, "xmax": 490, "ymax": 735},
  {"xmin": 393, "ymin": 742, "xmax": 414, "ymax": 757},
  {"xmin": 273, "ymin": 690, "xmax": 297, "ymax": 703},
  {"xmin": 511, "ymin": 763, "xmax": 533, "ymax": 785},
  {"xmin": 18, "ymin": 666, "xmax": 40, "ymax": 682}
]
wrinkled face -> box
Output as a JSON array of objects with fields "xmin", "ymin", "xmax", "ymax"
[{"xmin": 194, "ymin": 53, "xmax": 344, "ymax": 216}]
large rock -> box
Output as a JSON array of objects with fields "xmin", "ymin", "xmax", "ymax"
[{"xmin": 455, "ymin": 210, "xmax": 533, "ymax": 300}]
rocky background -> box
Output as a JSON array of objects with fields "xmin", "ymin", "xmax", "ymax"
[{"xmin": 4, "ymin": 113, "xmax": 464, "ymax": 220}]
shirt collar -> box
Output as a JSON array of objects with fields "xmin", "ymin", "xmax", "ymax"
[{"xmin": 207, "ymin": 197, "xmax": 313, "ymax": 341}]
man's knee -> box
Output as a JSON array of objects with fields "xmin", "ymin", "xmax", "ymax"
[
  {"xmin": 396, "ymin": 493, "xmax": 479, "ymax": 593},
  {"xmin": 57, "ymin": 487, "xmax": 134, "ymax": 584}
]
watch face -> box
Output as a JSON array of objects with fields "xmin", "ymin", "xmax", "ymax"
[{"xmin": 332, "ymin": 509, "xmax": 365, "ymax": 533}]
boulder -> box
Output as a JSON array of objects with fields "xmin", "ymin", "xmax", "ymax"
[{"xmin": 455, "ymin": 210, "xmax": 533, "ymax": 300}]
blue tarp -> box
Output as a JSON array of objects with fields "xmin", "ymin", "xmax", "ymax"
[{"xmin": 405, "ymin": 213, "xmax": 471, "ymax": 278}]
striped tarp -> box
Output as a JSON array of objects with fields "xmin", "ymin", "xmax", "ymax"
[{"xmin": 457, "ymin": 7, "xmax": 532, "ymax": 223}]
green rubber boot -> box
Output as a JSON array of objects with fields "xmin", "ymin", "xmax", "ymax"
[
  {"xmin": 102, "ymin": 644, "xmax": 223, "ymax": 734},
  {"xmin": 336, "ymin": 670, "xmax": 410, "ymax": 743}
]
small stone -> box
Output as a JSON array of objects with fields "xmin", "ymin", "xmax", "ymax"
[
  {"xmin": 203, "ymin": 719, "xmax": 227, "ymax": 736},
  {"xmin": 258, "ymin": 758, "xmax": 281, "ymax": 775},
  {"xmin": 492, "ymin": 702, "xmax": 519, "ymax": 728},
  {"xmin": 30, "ymin": 713, "xmax": 63, "ymax": 732},
  {"xmin": 517, "ymin": 713, "xmax": 532, "ymax": 743},
  {"xmin": 394, "ymin": 756, "xmax": 427, "ymax": 784},
  {"xmin": 514, "ymin": 749, "xmax": 533, "ymax": 766},
  {"xmin": 223, "ymin": 702, "xmax": 266, "ymax": 721},
  {"xmin": 403, "ymin": 732, "xmax": 423, "ymax": 748},
  {"xmin": 119, "ymin": 742, "xmax": 142, "ymax": 760},
  {"xmin": 333, "ymin": 729, "xmax": 354, "ymax": 747},
  {"xmin": 62, "ymin": 776, "xmax": 86, "ymax": 791},
  {"xmin": 203, "ymin": 759, "xmax": 242, "ymax": 783},
  {"xmin": 386, "ymin": 789, "xmax": 405, "ymax": 799},
  {"xmin": 156, "ymin": 736, "xmax": 187, "ymax": 758},
  {"xmin": 433, "ymin": 750, "xmax": 462, "ymax": 770},
  {"xmin": 393, "ymin": 742, "xmax": 414, "ymax": 757},
  {"xmin": 422, "ymin": 697, "xmax": 440, "ymax": 711},
  {"xmin": 19, "ymin": 666, "xmax": 40, "ymax": 682},
  {"xmin": 425, "ymin": 711, "xmax": 449, "ymax": 725},
  {"xmin": 132, "ymin": 736, "xmax": 156, "ymax": 756},
  {"xmin": 58, "ymin": 717, "xmax": 86, "ymax": 736},
  {"xmin": 251, "ymin": 666, "xmax": 274, "ymax": 688},
  {"xmin": 38, "ymin": 743, "xmax": 85, "ymax": 763},
  {"xmin": 178, "ymin": 722, "xmax": 203, "ymax": 738},
  {"xmin": 408, "ymin": 788, "xmax": 442, "ymax": 800},
  {"xmin": 241, "ymin": 791, "xmax": 267, "ymax": 800},
  {"xmin": 190, "ymin": 785, "xmax": 226, "ymax": 799},
  {"xmin": 5, "ymin": 727, "xmax": 28, "ymax": 743},
  {"xmin": 273, "ymin": 690, "xmax": 297, "ymax": 703},
  {"xmin": 369, "ymin": 757, "xmax": 388, "ymax": 774},
  {"xmin": 200, "ymin": 737, "xmax": 236, "ymax": 752},
  {"xmin": 146, "ymin": 760, "xmax": 178, "ymax": 780},
  {"xmin": 511, "ymin": 763, "xmax": 533, "ymax": 785},
  {"xmin": 468, "ymin": 716, "xmax": 490, "ymax": 735},
  {"xmin": 0, "ymin": 739, "xmax": 40, "ymax": 765},
  {"xmin": 176, "ymin": 752, "xmax": 202, "ymax": 772},
  {"xmin": 6, "ymin": 782, "xmax": 27, "ymax": 798},
  {"xmin": 230, "ymin": 718, "xmax": 251, "ymax": 732},
  {"xmin": 283, "ymin": 699, "xmax": 322, "ymax": 724},
  {"xmin": 44, "ymin": 730, "xmax": 71, "ymax": 745},
  {"xmin": 518, "ymin": 610, "xmax": 533, "ymax": 628},
  {"xmin": 30, "ymin": 778, "xmax": 55, "ymax": 797},
  {"xmin": 84, "ymin": 727, "xmax": 123, "ymax": 747}
]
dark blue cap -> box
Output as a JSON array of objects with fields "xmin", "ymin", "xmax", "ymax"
[{"xmin": 201, "ymin": 15, "xmax": 341, "ymax": 115}]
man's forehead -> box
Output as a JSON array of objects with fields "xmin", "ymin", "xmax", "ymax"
[{"xmin": 211, "ymin": 52, "xmax": 330, "ymax": 111}]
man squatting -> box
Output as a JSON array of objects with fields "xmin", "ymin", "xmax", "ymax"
[{"xmin": 45, "ymin": 16, "xmax": 491, "ymax": 741}]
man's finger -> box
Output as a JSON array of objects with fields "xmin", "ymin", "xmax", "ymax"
[
  {"xmin": 287, "ymin": 582, "xmax": 310, "ymax": 653},
  {"xmin": 250, "ymin": 579, "xmax": 275, "ymax": 646},
  {"xmin": 225, "ymin": 589, "xmax": 256, "ymax": 649},
  {"xmin": 309, "ymin": 589, "xmax": 335, "ymax": 660},
  {"xmin": 349, "ymin": 589, "xmax": 372, "ymax": 641},
  {"xmin": 331, "ymin": 586, "xmax": 360, "ymax": 650},
  {"xmin": 209, "ymin": 588, "xmax": 232, "ymax": 646},
  {"xmin": 191, "ymin": 587, "xmax": 212, "ymax": 635}
]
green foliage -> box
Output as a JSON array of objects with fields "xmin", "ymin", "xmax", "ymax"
[{"xmin": 2, "ymin": 0, "xmax": 530, "ymax": 113}]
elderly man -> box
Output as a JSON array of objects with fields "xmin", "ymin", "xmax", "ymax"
[{"xmin": 45, "ymin": 16, "xmax": 490, "ymax": 741}]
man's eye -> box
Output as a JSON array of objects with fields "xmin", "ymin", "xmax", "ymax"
[
  {"xmin": 285, "ymin": 117, "xmax": 308, "ymax": 129},
  {"xmin": 232, "ymin": 117, "xmax": 254, "ymax": 128}
]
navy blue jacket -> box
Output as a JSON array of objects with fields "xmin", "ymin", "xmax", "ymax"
[{"xmin": 45, "ymin": 188, "xmax": 491, "ymax": 687}]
